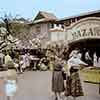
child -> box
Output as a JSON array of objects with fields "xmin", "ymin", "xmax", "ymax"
[{"xmin": 5, "ymin": 61, "xmax": 18, "ymax": 100}]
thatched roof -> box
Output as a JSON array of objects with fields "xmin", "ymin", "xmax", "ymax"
[
  {"xmin": 39, "ymin": 11, "xmax": 57, "ymax": 20},
  {"xmin": 33, "ymin": 11, "xmax": 58, "ymax": 23}
]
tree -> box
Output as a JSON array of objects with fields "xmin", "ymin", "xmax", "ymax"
[
  {"xmin": 0, "ymin": 12, "xmax": 34, "ymax": 49},
  {"xmin": 0, "ymin": 14, "xmax": 20, "ymax": 50}
]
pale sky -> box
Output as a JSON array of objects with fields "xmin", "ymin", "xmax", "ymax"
[{"xmin": 0, "ymin": 0, "xmax": 100, "ymax": 19}]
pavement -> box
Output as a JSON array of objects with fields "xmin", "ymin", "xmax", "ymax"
[{"xmin": 0, "ymin": 71, "xmax": 100, "ymax": 100}]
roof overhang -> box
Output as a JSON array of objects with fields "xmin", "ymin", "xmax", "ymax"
[{"xmin": 68, "ymin": 38, "xmax": 100, "ymax": 49}]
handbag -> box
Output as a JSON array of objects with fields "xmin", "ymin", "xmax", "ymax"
[{"xmin": 62, "ymin": 71, "xmax": 66, "ymax": 80}]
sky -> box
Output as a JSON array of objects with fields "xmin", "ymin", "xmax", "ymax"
[{"xmin": 0, "ymin": 0, "xmax": 100, "ymax": 20}]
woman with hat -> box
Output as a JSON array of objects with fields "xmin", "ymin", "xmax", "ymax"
[{"xmin": 65, "ymin": 51, "xmax": 87, "ymax": 100}]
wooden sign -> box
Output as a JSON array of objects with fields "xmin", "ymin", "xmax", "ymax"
[{"xmin": 66, "ymin": 17, "xmax": 100, "ymax": 43}]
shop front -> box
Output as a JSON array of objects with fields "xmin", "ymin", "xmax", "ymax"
[{"xmin": 66, "ymin": 17, "xmax": 100, "ymax": 65}]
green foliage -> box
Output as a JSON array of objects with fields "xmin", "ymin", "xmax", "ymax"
[
  {"xmin": 81, "ymin": 68, "xmax": 100, "ymax": 84},
  {"xmin": 10, "ymin": 23, "xmax": 30, "ymax": 40}
]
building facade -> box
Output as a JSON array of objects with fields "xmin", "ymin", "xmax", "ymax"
[
  {"xmin": 30, "ymin": 10, "xmax": 100, "ymax": 43},
  {"xmin": 29, "ymin": 11, "xmax": 64, "ymax": 42},
  {"xmin": 30, "ymin": 10, "xmax": 100, "ymax": 63}
]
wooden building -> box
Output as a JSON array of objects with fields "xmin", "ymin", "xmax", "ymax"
[
  {"xmin": 29, "ymin": 11, "xmax": 58, "ymax": 40},
  {"xmin": 29, "ymin": 10, "xmax": 100, "ymax": 63},
  {"xmin": 29, "ymin": 10, "xmax": 100, "ymax": 42}
]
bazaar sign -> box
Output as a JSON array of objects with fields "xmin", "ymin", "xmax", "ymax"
[{"xmin": 66, "ymin": 17, "xmax": 100, "ymax": 42}]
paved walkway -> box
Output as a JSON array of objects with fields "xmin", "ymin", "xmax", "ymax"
[{"xmin": 0, "ymin": 71, "xmax": 100, "ymax": 100}]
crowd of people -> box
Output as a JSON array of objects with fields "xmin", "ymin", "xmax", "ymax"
[
  {"xmin": 0, "ymin": 49, "xmax": 44, "ymax": 73},
  {"xmin": 0, "ymin": 42, "xmax": 100, "ymax": 100}
]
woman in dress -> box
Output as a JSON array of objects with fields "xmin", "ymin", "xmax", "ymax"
[
  {"xmin": 65, "ymin": 51, "xmax": 87, "ymax": 100},
  {"xmin": 52, "ymin": 58, "xmax": 65, "ymax": 100}
]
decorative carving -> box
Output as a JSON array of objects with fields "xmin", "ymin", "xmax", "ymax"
[{"xmin": 66, "ymin": 17, "xmax": 100, "ymax": 43}]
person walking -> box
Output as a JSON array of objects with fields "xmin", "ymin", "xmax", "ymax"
[
  {"xmin": 65, "ymin": 52, "xmax": 87, "ymax": 100},
  {"xmin": 52, "ymin": 58, "xmax": 65, "ymax": 100},
  {"xmin": 4, "ymin": 56, "xmax": 18, "ymax": 100}
]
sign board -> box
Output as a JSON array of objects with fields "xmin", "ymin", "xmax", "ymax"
[{"xmin": 66, "ymin": 17, "xmax": 100, "ymax": 43}]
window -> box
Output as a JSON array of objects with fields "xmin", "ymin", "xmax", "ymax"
[
  {"xmin": 61, "ymin": 25, "xmax": 64, "ymax": 29},
  {"xmin": 56, "ymin": 23, "xmax": 59, "ymax": 27},
  {"xmin": 49, "ymin": 23, "xmax": 54, "ymax": 28},
  {"xmin": 36, "ymin": 25, "xmax": 41, "ymax": 34},
  {"xmin": 71, "ymin": 18, "xmax": 75, "ymax": 23}
]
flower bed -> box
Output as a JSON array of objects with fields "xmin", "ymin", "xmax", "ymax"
[{"xmin": 81, "ymin": 68, "xmax": 100, "ymax": 84}]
